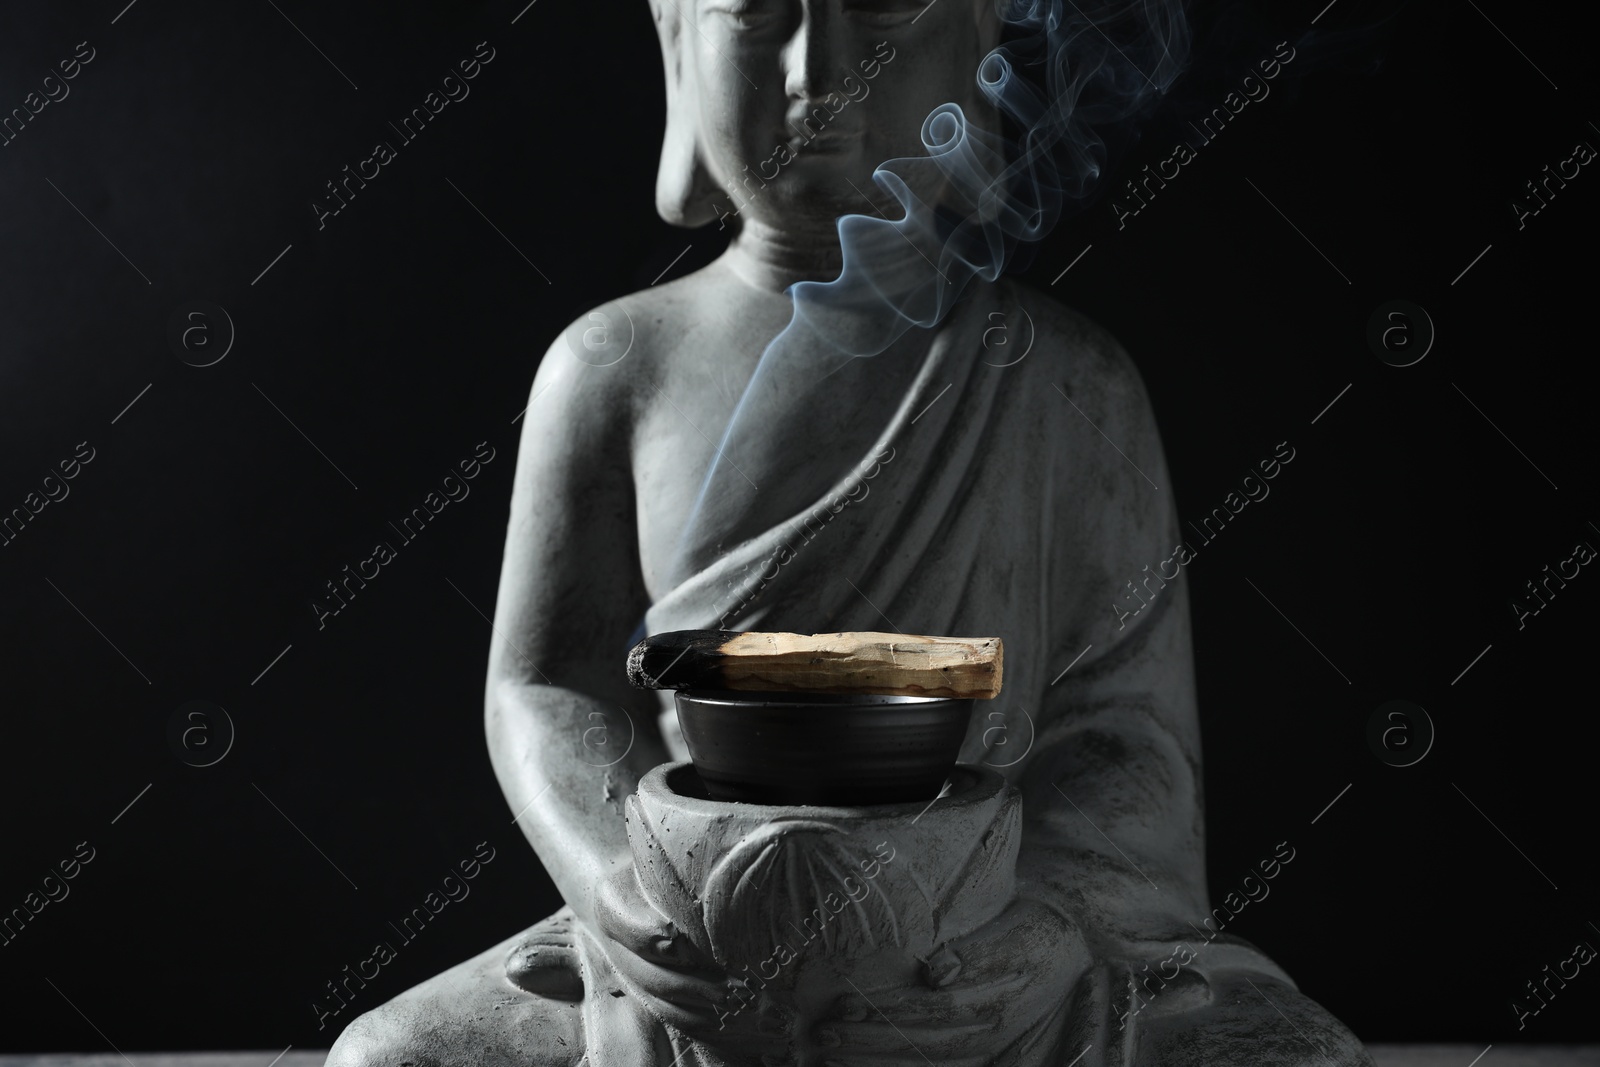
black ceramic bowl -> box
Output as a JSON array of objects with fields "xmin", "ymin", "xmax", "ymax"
[{"xmin": 673, "ymin": 690, "xmax": 974, "ymax": 806}]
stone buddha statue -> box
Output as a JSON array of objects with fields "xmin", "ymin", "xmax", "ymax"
[{"xmin": 326, "ymin": 1, "xmax": 1375, "ymax": 1064}]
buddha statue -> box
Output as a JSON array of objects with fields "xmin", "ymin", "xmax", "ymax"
[{"xmin": 325, "ymin": 1, "xmax": 1376, "ymax": 1064}]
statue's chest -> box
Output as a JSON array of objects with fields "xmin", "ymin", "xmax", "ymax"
[{"xmin": 631, "ymin": 331, "xmax": 928, "ymax": 602}]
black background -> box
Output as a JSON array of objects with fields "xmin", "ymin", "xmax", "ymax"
[{"xmin": 2, "ymin": 0, "xmax": 1596, "ymax": 1051}]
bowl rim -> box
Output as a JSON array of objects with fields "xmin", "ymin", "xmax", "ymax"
[{"xmin": 653, "ymin": 760, "xmax": 992, "ymax": 813}]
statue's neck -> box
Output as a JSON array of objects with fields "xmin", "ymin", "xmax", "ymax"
[
  {"xmin": 725, "ymin": 219, "xmax": 843, "ymax": 292},
  {"xmin": 725, "ymin": 214, "xmax": 948, "ymax": 299}
]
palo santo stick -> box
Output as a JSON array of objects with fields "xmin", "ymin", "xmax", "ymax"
[{"xmin": 626, "ymin": 630, "xmax": 1003, "ymax": 699}]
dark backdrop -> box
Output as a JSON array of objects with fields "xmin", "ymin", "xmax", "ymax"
[{"xmin": 2, "ymin": 0, "xmax": 1595, "ymax": 1051}]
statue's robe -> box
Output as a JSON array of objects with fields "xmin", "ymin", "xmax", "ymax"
[
  {"xmin": 329, "ymin": 277, "xmax": 1373, "ymax": 1067},
  {"xmin": 630, "ymin": 276, "xmax": 1372, "ymax": 1066}
]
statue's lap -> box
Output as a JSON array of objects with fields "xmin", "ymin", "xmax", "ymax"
[{"xmin": 326, "ymin": 909, "xmax": 1371, "ymax": 1067}]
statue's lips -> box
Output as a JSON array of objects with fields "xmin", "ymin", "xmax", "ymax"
[{"xmin": 783, "ymin": 127, "xmax": 860, "ymax": 155}]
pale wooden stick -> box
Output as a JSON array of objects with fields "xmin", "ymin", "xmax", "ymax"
[{"xmin": 626, "ymin": 630, "xmax": 1003, "ymax": 699}]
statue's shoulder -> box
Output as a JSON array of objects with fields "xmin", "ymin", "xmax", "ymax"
[
  {"xmin": 1001, "ymin": 277, "xmax": 1157, "ymax": 428},
  {"xmin": 528, "ymin": 273, "xmax": 709, "ymax": 432}
]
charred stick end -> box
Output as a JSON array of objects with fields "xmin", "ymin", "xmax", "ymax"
[{"xmin": 625, "ymin": 630, "xmax": 740, "ymax": 690}]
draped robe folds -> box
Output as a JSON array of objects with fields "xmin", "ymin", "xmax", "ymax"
[
  {"xmin": 624, "ymin": 277, "xmax": 1346, "ymax": 1063},
  {"xmin": 323, "ymin": 276, "xmax": 1373, "ymax": 1067}
]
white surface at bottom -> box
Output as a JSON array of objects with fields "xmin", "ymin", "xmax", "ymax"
[{"xmin": 1, "ymin": 1046, "xmax": 1596, "ymax": 1067}]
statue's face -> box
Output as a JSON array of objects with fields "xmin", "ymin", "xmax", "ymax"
[{"xmin": 688, "ymin": 0, "xmax": 995, "ymax": 228}]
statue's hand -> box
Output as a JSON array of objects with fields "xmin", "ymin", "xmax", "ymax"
[
  {"xmin": 818, "ymin": 894, "xmax": 1090, "ymax": 1067},
  {"xmin": 591, "ymin": 861, "xmax": 780, "ymax": 1057}
]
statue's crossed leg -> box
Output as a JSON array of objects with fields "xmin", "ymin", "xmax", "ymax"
[{"xmin": 326, "ymin": 908, "xmax": 588, "ymax": 1067}]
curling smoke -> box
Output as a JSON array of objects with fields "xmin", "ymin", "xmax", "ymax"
[{"xmin": 672, "ymin": 0, "xmax": 1191, "ymax": 595}]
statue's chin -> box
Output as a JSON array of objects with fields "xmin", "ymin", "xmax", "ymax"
[{"xmin": 714, "ymin": 156, "xmax": 942, "ymax": 231}]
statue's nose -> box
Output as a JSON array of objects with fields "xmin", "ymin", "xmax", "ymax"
[{"xmin": 780, "ymin": 7, "xmax": 841, "ymax": 102}]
